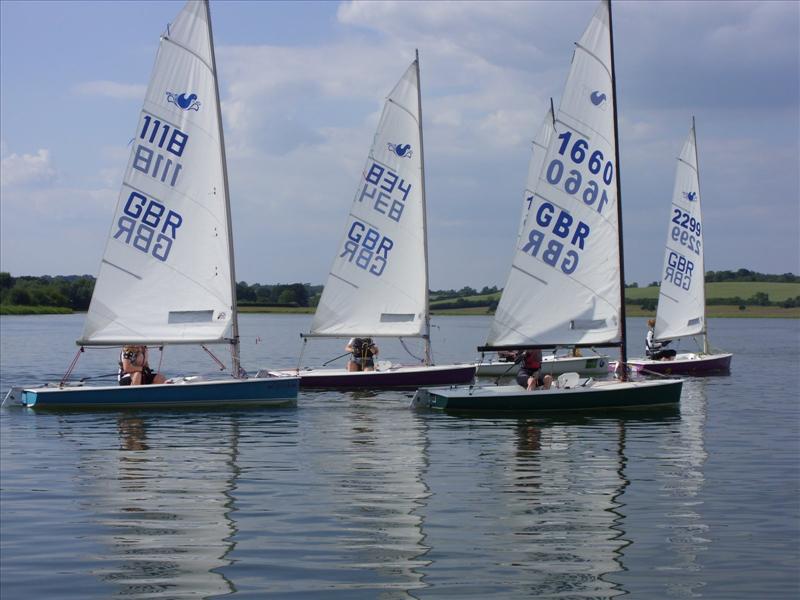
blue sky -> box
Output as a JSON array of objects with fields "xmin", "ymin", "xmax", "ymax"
[{"xmin": 1, "ymin": 0, "xmax": 798, "ymax": 289}]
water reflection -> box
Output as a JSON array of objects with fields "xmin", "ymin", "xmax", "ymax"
[
  {"xmin": 410, "ymin": 408, "xmax": 686, "ymax": 597},
  {"xmin": 59, "ymin": 412, "xmax": 239, "ymax": 598},
  {"xmin": 317, "ymin": 394, "xmax": 431, "ymax": 596}
]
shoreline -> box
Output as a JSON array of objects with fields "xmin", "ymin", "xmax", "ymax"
[{"xmin": 2, "ymin": 305, "xmax": 798, "ymax": 318}]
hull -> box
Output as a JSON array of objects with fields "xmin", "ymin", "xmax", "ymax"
[
  {"xmin": 620, "ymin": 352, "xmax": 732, "ymax": 376},
  {"xmin": 411, "ymin": 378, "xmax": 682, "ymax": 412},
  {"xmin": 263, "ymin": 363, "xmax": 476, "ymax": 390},
  {"xmin": 475, "ymin": 355, "xmax": 610, "ymax": 378},
  {"xmin": 19, "ymin": 377, "xmax": 299, "ymax": 409}
]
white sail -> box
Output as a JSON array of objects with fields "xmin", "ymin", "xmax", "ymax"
[
  {"xmin": 488, "ymin": 1, "xmax": 621, "ymax": 347},
  {"xmin": 310, "ymin": 60, "xmax": 427, "ymax": 338},
  {"xmin": 654, "ymin": 123, "xmax": 705, "ymax": 341},
  {"xmin": 515, "ymin": 108, "xmax": 555, "ymax": 245},
  {"xmin": 80, "ymin": 0, "xmax": 235, "ymax": 346}
]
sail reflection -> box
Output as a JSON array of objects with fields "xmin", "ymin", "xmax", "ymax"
[
  {"xmin": 313, "ymin": 394, "xmax": 431, "ymax": 596},
  {"xmin": 63, "ymin": 413, "xmax": 240, "ymax": 597}
]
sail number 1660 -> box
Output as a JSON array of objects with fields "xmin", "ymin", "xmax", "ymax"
[{"xmin": 545, "ymin": 131, "xmax": 614, "ymax": 216}]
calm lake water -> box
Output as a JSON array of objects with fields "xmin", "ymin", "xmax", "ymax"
[{"xmin": 1, "ymin": 314, "xmax": 798, "ymax": 599}]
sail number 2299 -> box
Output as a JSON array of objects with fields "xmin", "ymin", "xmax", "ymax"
[{"xmin": 671, "ymin": 208, "xmax": 701, "ymax": 255}]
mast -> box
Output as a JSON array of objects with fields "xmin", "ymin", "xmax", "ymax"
[
  {"xmin": 692, "ymin": 116, "xmax": 710, "ymax": 354},
  {"xmin": 607, "ymin": 0, "xmax": 628, "ymax": 378},
  {"xmin": 416, "ymin": 49, "xmax": 432, "ymax": 365},
  {"xmin": 205, "ymin": 0, "xmax": 241, "ymax": 377}
]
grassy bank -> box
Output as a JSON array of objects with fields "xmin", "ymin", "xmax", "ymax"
[
  {"xmin": 0, "ymin": 305, "xmax": 73, "ymax": 315},
  {"xmin": 625, "ymin": 281, "xmax": 800, "ymax": 301}
]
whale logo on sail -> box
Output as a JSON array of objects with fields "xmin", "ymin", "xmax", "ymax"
[
  {"xmin": 590, "ymin": 91, "xmax": 607, "ymax": 106},
  {"xmin": 166, "ymin": 91, "xmax": 201, "ymax": 111},
  {"xmin": 683, "ymin": 191, "xmax": 697, "ymax": 202},
  {"xmin": 388, "ymin": 143, "xmax": 413, "ymax": 159}
]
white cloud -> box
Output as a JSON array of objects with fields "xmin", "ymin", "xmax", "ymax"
[
  {"xmin": 0, "ymin": 148, "xmax": 57, "ymax": 187},
  {"xmin": 72, "ymin": 80, "xmax": 146, "ymax": 100}
]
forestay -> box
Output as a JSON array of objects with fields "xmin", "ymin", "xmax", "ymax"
[
  {"xmin": 654, "ymin": 123, "xmax": 705, "ymax": 341},
  {"xmin": 310, "ymin": 61, "xmax": 427, "ymax": 338},
  {"xmin": 488, "ymin": 1, "xmax": 621, "ymax": 347},
  {"xmin": 79, "ymin": 1, "xmax": 234, "ymax": 346}
]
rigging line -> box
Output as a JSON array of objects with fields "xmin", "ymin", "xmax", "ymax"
[
  {"xmin": 156, "ymin": 346, "xmax": 165, "ymax": 378},
  {"xmin": 60, "ymin": 347, "xmax": 85, "ymax": 386},
  {"xmin": 399, "ymin": 338, "xmax": 425, "ymax": 363},
  {"xmin": 296, "ymin": 337, "xmax": 307, "ymax": 372},
  {"xmin": 202, "ymin": 345, "xmax": 227, "ymax": 372}
]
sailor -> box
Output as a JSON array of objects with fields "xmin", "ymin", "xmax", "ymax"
[
  {"xmin": 118, "ymin": 345, "xmax": 167, "ymax": 386},
  {"xmin": 645, "ymin": 319, "xmax": 677, "ymax": 360},
  {"xmin": 515, "ymin": 348, "xmax": 553, "ymax": 391},
  {"xmin": 345, "ymin": 338, "xmax": 379, "ymax": 372}
]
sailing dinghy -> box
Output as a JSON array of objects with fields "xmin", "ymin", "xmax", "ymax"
[
  {"xmin": 474, "ymin": 108, "xmax": 610, "ymax": 379},
  {"xmin": 16, "ymin": 0, "xmax": 299, "ymax": 408},
  {"xmin": 263, "ymin": 53, "xmax": 475, "ymax": 389},
  {"xmin": 622, "ymin": 119, "xmax": 732, "ymax": 376},
  {"xmin": 413, "ymin": 0, "xmax": 682, "ymax": 412}
]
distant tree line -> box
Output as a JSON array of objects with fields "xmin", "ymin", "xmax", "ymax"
[
  {"xmin": 1, "ymin": 270, "xmax": 797, "ymax": 311},
  {"xmin": 0, "ymin": 273, "xmax": 322, "ymax": 310},
  {"xmin": 431, "ymin": 286, "xmax": 499, "ymax": 301},
  {"xmin": 0, "ymin": 273, "xmax": 94, "ymax": 310},
  {"xmin": 704, "ymin": 269, "xmax": 798, "ymax": 283},
  {"xmin": 235, "ymin": 282, "xmax": 322, "ymax": 307}
]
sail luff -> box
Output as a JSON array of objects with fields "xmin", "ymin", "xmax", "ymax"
[
  {"xmin": 607, "ymin": 0, "xmax": 628, "ymax": 369},
  {"xmin": 415, "ymin": 49, "xmax": 432, "ymax": 365},
  {"xmin": 692, "ymin": 116, "xmax": 710, "ymax": 354},
  {"xmin": 204, "ymin": 0, "xmax": 241, "ymax": 377}
]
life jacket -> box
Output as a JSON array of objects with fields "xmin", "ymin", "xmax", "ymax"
[
  {"xmin": 523, "ymin": 350, "xmax": 542, "ymax": 371},
  {"xmin": 351, "ymin": 338, "xmax": 374, "ymax": 359}
]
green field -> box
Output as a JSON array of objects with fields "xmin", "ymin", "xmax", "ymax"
[{"xmin": 625, "ymin": 281, "xmax": 800, "ymax": 301}]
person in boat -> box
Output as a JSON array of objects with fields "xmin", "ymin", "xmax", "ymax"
[
  {"xmin": 497, "ymin": 350, "xmax": 518, "ymax": 363},
  {"xmin": 345, "ymin": 337, "xmax": 379, "ymax": 372},
  {"xmin": 645, "ymin": 319, "xmax": 676, "ymax": 360},
  {"xmin": 118, "ymin": 345, "xmax": 167, "ymax": 386},
  {"xmin": 515, "ymin": 348, "xmax": 553, "ymax": 391}
]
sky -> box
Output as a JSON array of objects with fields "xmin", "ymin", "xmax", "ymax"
[{"xmin": 1, "ymin": 0, "xmax": 798, "ymax": 290}]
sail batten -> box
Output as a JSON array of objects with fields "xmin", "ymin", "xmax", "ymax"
[{"xmin": 80, "ymin": 0, "xmax": 235, "ymax": 348}]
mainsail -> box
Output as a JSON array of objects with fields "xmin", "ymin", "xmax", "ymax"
[
  {"xmin": 488, "ymin": 1, "xmax": 621, "ymax": 348},
  {"xmin": 80, "ymin": 0, "xmax": 235, "ymax": 346},
  {"xmin": 310, "ymin": 59, "xmax": 428, "ymax": 338},
  {"xmin": 654, "ymin": 121, "xmax": 706, "ymax": 341}
]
